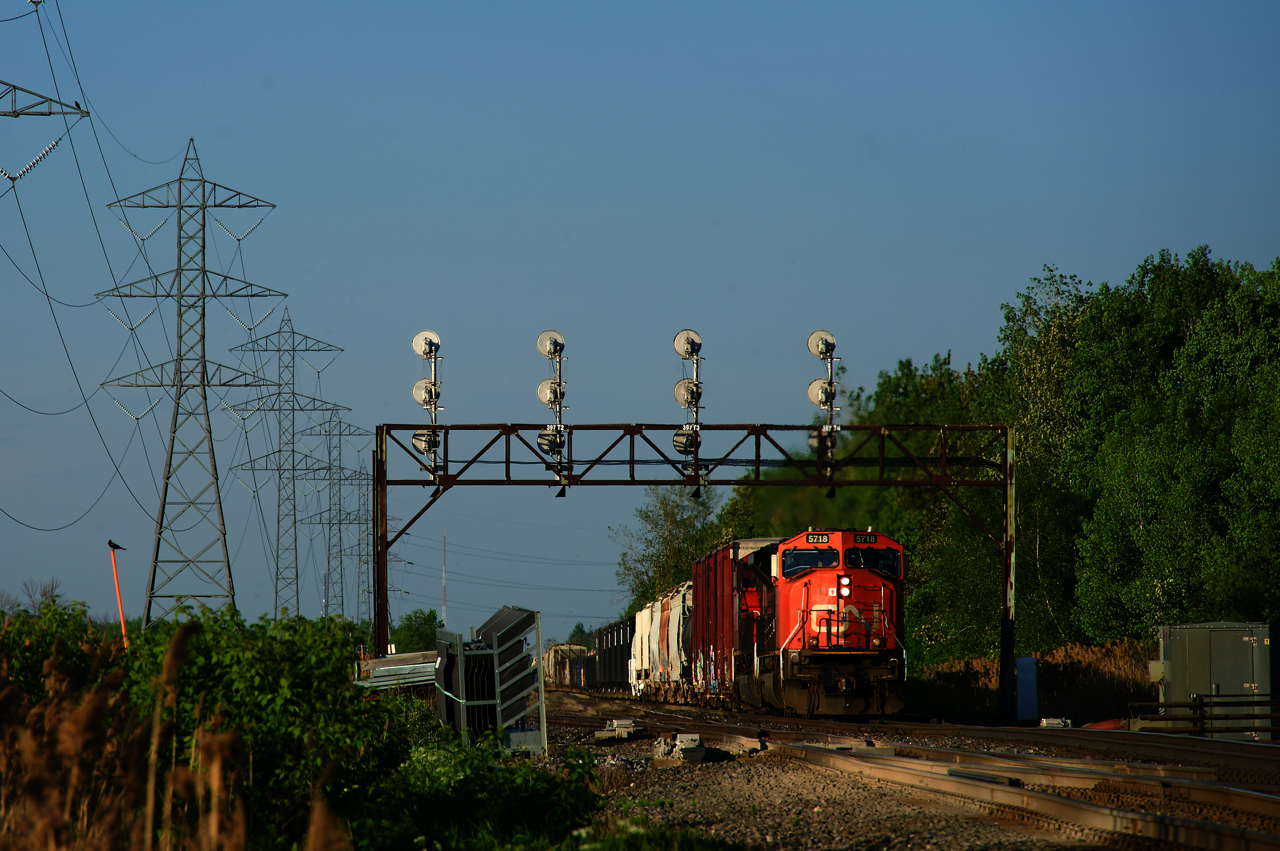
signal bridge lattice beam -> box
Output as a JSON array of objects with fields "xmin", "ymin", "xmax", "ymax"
[{"xmin": 372, "ymin": 421, "xmax": 1017, "ymax": 717}]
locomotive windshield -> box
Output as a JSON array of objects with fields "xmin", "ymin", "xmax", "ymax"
[
  {"xmin": 782, "ymin": 547, "xmax": 839, "ymax": 577},
  {"xmin": 845, "ymin": 547, "xmax": 900, "ymax": 577}
]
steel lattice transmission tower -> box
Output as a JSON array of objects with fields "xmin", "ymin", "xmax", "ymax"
[
  {"xmin": 99, "ymin": 140, "xmax": 283, "ymax": 626},
  {"xmin": 299, "ymin": 414, "xmax": 371, "ymax": 617},
  {"xmin": 231, "ymin": 308, "xmax": 344, "ymax": 616}
]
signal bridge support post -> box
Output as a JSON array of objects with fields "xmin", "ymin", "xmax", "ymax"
[{"xmin": 372, "ymin": 422, "xmax": 1017, "ymax": 718}]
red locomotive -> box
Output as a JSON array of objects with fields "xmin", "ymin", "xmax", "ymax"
[{"xmin": 692, "ymin": 529, "xmax": 906, "ymax": 715}]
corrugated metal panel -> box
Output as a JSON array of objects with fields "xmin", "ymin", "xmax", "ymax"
[{"xmin": 355, "ymin": 661, "xmax": 436, "ymax": 690}]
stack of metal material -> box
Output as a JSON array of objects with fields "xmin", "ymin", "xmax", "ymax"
[
  {"xmin": 436, "ymin": 606, "xmax": 547, "ymax": 754},
  {"xmin": 355, "ymin": 651, "xmax": 438, "ymax": 690}
]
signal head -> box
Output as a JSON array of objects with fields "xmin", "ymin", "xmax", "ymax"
[
  {"xmin": 807, "ymin": 378, "xmax": 837, "ymax": 408},
  {"xmin": 673, "ymin": 329, "xmax": 703, "ymax": 359},
  {"xmin": 673, "ymin": 426, "xmax": 700, "ymax": 456},
  {"xmin": 674, "ymin": 377, "xmax": 702, "ymax": 409},
  {"xmin": 807, "ymin": 330, "xmax": 836, "ymax": 359},
  {"xmin": 411, "ymin": 429, "xmax": 440, "ymax": 455},
  {"xmin": 536, "ymin": 330, "xmax": 566, "ymax": 359},
  {"xmin": 537, "ymin": 427, "xmax": 565, "ymax": 456},
  {"xmin": 411, "ymin": 330, "xmax": 441, "ymax": 359},
  {"xmin": 537, "ymin": 378, "xmax": 565, "ymax": 408},
  {"xmin": 412, "ymin": 378, "xmax": 441, "ymax": 407}
]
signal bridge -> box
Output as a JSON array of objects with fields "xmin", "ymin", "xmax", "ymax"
[{"xmin": 376, "ymin": 326, "xmax": 1019, "ymax": 717}]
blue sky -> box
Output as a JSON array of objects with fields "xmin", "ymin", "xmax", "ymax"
[{"xmin": 2, "ymin": 2, "xmax": 1278, "ymax": 640}]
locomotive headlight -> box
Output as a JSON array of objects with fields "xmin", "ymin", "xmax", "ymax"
[
  {"xmin": 839, "ymin": 586, "xmax": 851, "ymax": 598},
  {"xmin": 839, "ymin": 577, "xmax": 850, "ymax": 586}
]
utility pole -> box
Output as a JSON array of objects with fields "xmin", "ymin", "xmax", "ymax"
[{"xmin": 99, "ymin": 140, "xmax": 282, "ymax": 626}]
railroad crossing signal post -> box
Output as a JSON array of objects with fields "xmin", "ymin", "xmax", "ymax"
[{"xmin": 372, "ymin": 422, "xmax": 1017, "ymax": 717}]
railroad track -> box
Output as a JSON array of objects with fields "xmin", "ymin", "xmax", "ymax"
[{"xmin": 548, "ymin": 697, "xmax": 1280, "ymax": 850}]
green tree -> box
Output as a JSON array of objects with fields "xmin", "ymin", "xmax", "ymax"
[
  {"xmin": 566, "ymin": 621, "xmax": 596, "ymax": 649},
  {"xmin": 611, "ymin": 485, "xmax": 721, "ymax": 614},
  {"xmin": 390, "ymin": 607, "xmax": 442, "ymax": 653}
]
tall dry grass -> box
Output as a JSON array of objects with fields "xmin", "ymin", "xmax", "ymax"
[
  {"xmin": 0, "ymin": 621, "xmax": 348, "ymax": 851},
  {"xmin": 906, "ymin": 639, "xmax": 1157, "ymax": 724}
]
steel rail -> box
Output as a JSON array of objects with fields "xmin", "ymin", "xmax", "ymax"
[
  {"xmin": 772, "ymin": 742, "xmax": 1280, "ymax": 851},
  {"xmin": 547, "ymin": 709, "xmax": 1280, "ymax": 850}
]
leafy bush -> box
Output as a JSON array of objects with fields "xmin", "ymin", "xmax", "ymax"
[
  {"xmin": 120, "ymin": 606, "xmax": 399, "ymax": 846},
  {"xmin": 0, "ymin": 595, "xmax": 114, "ymax": 701}
]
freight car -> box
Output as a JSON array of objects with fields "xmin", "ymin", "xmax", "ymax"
[{"xmin": 542, "ymin": 643, "xmax": 588, "ymax": 687}]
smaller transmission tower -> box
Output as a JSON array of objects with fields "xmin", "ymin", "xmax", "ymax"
[
  {"xmin": 231, "ymin": 308, "xmax": 344, "ymax": 615},
  {"xmin": 299, "ymin": 414, "xmax": 371, "ymax": 617}
]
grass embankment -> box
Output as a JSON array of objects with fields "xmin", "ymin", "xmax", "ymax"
[
  {"xmin": 0, "ymin": 598, "xmax": 739, "ymax": 850},
  {"xmin": 905, "ymin": 639, "xmax": 1157, "ymax": 725}
]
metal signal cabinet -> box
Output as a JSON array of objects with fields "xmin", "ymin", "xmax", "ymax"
[
  {"xmin": 436, "ymin": 606, "xmax": 547, "ymax": 754},
  {"xmin": 1158, "ymin": 621, "xmax": 1274, "ymax": 740}
]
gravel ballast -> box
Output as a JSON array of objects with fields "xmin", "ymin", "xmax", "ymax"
[{"xmin": 547, "ymin": 725, "xmax": 1093, "ymax": 850}]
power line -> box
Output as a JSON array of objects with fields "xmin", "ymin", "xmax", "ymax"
[
  {"xmin": 429, "ymin": 506, "xmax": 607, "ymax": 533},
  {"xmin": 0, "ymin": 334, "xmax": 128, "ymax": 415},
  {"xmin": 0, "ymin": 418, "xmax": 141, "ymax": 531},
  {"xmin": 394, "ymin": 532, "xmax": 615, "ymax": 566},
  {"xmin": 0, "ymin": 8, "xmax": 35, "ymax": 23},
  {"xmin": 7, "ymin": 183, "xmax": 156, "ymax": 523},
  {"xmin": 394, "ymin": 561, "xmax": 619, "ymax": 594}
]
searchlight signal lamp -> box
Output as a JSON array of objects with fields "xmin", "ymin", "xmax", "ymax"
[
  {"xmin": 807, "ymin": 329, "xmax": 841, "ymax": 497},
  {"xmin": 409, "ymin": 329, "xmax": 444, "ymax": 473},
  {"xmin": 535, "ymin": 330, "xmax": 569, "ymax": 495},
  {"xmin": 672, "ymin": 329, "xmax": 705, "ymax": 471}
]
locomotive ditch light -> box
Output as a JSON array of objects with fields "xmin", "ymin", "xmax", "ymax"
[{"xmin": 871, "ymin": 636, "xmax": 883, "ymax": 648}]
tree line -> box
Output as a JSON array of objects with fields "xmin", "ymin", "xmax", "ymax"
[{"xmin": 613, "ymin": 247, "xmax": 1280, "ymax": 666}]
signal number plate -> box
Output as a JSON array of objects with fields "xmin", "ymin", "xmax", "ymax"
[{"xmin": 806, "ymin": 533, "xmax": 829, "ymax": 544}]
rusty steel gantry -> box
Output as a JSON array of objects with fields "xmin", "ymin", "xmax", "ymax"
[{"xmin": 371, "ymin": 421, "xmax": 1017, "ymax": 717}]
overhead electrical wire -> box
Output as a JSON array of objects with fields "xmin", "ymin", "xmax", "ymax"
[
  {"xmin": 0, "ymin": 410, "xmax": 142, "ymax": 531},
  {"xmin": 394, "ymin": 533, "xmax": 614, "ymax": 567},
  {"xmin": 7, "ymin": 184, "xmax": 156, "ymax": 522},
  {"xmin": 395, "ymin": 561, "xmax": 619, "ymax": 594},
  {"xmin": 0, "ymin": 7, "xmax": 36, "ymax": 23},
  {"xmin": 0, "ymin": 334, "xmax": 127, "ymax": 415}
]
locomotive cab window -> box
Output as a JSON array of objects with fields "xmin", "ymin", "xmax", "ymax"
[
  {"xmin": 781, "ymin": 547, "xmax": 839, "ymax": 577},
  {"xmin": 845, "ymin": 547, "xmax": 901, "ymax": 578}
]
